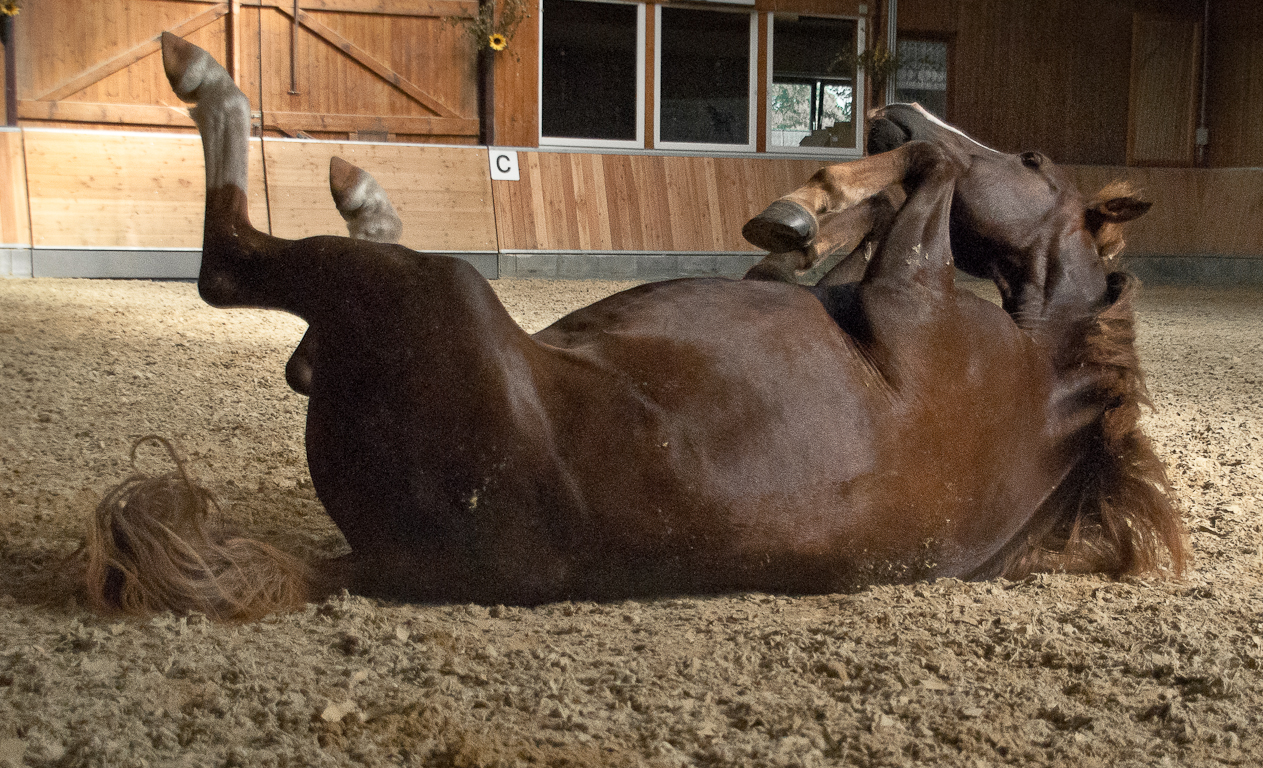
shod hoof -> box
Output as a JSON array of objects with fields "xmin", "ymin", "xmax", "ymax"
[{"xmin": 742, "ymin": 200, "xmax": 818, "ymax": 253}]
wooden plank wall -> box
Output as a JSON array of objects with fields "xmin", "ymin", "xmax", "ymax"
[
  {"xmin": 1067, "ymin": 166, "xmax": 1263, "ymax": 259},
  {"xmin": 1207, "ymin": 0, "xmax": 1263, "ymax": 167},
  {"xmin": 15, "ymin": 0, "xmax": 480, "ymax": 142},
  {"xmin": 0, "ymin": 131, "xmax": 30, "ymax": 247},
  {"xmin": 7, "ymin": 129, "xmax": 1263, "ymax": 262},
  {"xmin": 23, "ymin": 131, "xmax": 267, "ymax": 247},
  {"xmin": 262, "ymin": 140, "xmax": 497, "ymax": 251},
  {"xmin": 1127, "ymin": 14, "xmax": 1201, "ymax": 167},
  {"xmin": 492, "ymin": 152, "xmax": 825, "ymax": 252},
  {"xmin": 16, "ymin": 0, "xmax": 219, "ymax": 130}
]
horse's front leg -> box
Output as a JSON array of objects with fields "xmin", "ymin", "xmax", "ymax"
[
  {"xmin": 744, "ymin": 196, "xmax": 887, "ymax": 283},
  {"xmin": 743, "ymin": 142, "xmax": 941, "ymax": 256}
]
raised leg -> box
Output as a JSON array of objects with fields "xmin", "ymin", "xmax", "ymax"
[
  {"xmin": 286, "ymin": 158, "xmax": 404, "ymax": 396},
  {"xmin": 329, "ymin": 156, "xmax": 403, "ymax": 243},
  {"xmin": 744, "ymin": 196, "xmax": 884, "ymax": 283},
  {"xmin": 743, "ymin": 141, "xmax": 942, "ymax": 256}
]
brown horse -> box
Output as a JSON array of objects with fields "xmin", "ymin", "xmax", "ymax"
[{"xmin": 84, "ymin": 36, "xmax": 1185, "ymax": 618}]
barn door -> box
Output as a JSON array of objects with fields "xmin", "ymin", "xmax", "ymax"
[
  {"xmin": 17, "ymin": 0, "xmax": 479, "ymax": 144},
  {"xmin": 1127, "ymin": 13, "xmax": 1202, "ymax": 167},
  {"xmin": 17, "ymin": 0, "xmax": 234, "ymax": 128},
  {"xmin": 251, "ymin": 0, "xmax": 479, "ymax": 143}
]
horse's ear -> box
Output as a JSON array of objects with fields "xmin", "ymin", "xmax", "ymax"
[{"xmin": 1085, "ymin": 183, "xmax": 1151, "ymax": 260}]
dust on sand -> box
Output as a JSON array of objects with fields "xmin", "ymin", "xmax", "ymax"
[{"xmin": 1, "ymin": 277, "xmax": 1262, "ymax": 768}]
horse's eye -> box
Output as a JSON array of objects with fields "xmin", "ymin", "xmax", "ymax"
[{"xmin": 1020, "ymin": 151, "xmax": 1045, "ymax": 169}]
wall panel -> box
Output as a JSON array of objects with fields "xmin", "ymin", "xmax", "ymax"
[
  {"xmin": 0, "ymin": 130, "xmax": 31, "ymax": 247},
  {"xmin": 1207, "ymin": 0, "xmax": 1263, "ymax": 167},
  {"xmin": 493, "ymin": 152, "xmax": 824, "ymax": 252},
  {"xmin": 1127, "ymin": 14, "xmax": 1200, "ymax": 167},
  {"xmin": 1067, "ymin": 165, "xmax": 1263, "ymax": 258},
  {"xmin": 261, "ymin": 139, "xmax": 497, "ymax": 251},
  {"xmin": 24, "ymin": 130, "xmax": 267, "ymax": 248}
]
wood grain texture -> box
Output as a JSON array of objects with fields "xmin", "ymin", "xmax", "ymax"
[
  {"xmin": 24, "ymin": 131, "xmax": 267, "ymax": 247},
  {"xmin": 255, "ymin": 4, "xmax": 477, "ymax": 140},
  {"xmin": 491, "ymin": 0, "xmax": 540, "ymax": 147},
  {"xmin": 0, "ymin": 132, "xmax": 31, "ymax": 246},
  {"xmin": 493, "ymin": 152, "xmax": 825, "ymax": 252},
  {"xmin": 1206, "ymin": 0, "xmax": 1263, "ymax": 167},
  {"xmin": 1067, "ymin": 165, "xmax": 1263, "ymax": 257},
  {"xmin": 1127, "ymin": 14, "xmax": 1200, "ymax": 167},
  {"xmin": 18, "ymin": 0, "xmax": 230, "ymax": 114},
  {"xmin": 260, "ymin": 140, "xmax": 497, "ymax": 251}
]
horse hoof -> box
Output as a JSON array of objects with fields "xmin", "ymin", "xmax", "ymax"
[{"xmin": 742, "ymin": 200, "xmax": 818, "ymax": 253}]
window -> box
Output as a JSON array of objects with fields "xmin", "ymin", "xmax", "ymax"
[
  {"xmin": 895, "ymin": 39, "xmax": 949, "ymax": 120},
  {"xmin": 540, "ymin": 0, "xmax": 645, "ymax": 148},
  {"xmin": 768, "ymin": 14, "xmax": 863, "ymax": 154},
  {"xmin": 655, "ymin": 7, "xmax": 757, "ymax": 151}
]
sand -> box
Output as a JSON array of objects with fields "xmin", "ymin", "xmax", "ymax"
[{"xmin": 1, "ymin": 276, "xmax": 1261, "ymax": 768}]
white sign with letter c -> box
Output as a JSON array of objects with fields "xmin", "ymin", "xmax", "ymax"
[{"xmin": 489, "ymin": 150, "xmax": 520, "ymax": 181}]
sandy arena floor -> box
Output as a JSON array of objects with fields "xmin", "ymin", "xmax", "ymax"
[{"xmin": 1, "ymin": 276, "xmax": 1261, "ymax": 768}]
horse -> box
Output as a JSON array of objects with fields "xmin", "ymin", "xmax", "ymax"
[
  {"xmin": 284, "ymin": 156, "xmax": 402, "ymax": 395},
  {"xmin": 82, "ymin": 35, "xmax": 1186, "ymax": 619}
]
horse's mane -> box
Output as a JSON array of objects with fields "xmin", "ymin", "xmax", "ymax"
[{"xmin": 1004, "ymin": 271, "xmax": 1190, "ymax": 579}]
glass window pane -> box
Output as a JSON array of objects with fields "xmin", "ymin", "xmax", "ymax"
[
  {"xmin": 770, "ymin": 16, "xmax": 858, "ymax": 150},
  {"xmin": 895, "ymin": 39, "xmax": 948, "ymax": 120},
  {"xmin": 658, "ymin": 8, "xmax": 752, "ymax": 145},
  {"xmin": 541, "ymin": 0, "xmax": 640, "ymax": 141}
]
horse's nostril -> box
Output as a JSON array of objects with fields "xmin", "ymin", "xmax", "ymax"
[{"xmin": 742, "ymin": 200, "xmax": 818, "ymax": 253}]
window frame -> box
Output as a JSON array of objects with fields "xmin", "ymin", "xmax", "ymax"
[
  {"xmin": 652, "ymin": 6, "xmax": 759, "ymax": 153},
  {"xmin": 537, "ymin": 0, "xmax": 647, "ymax": 151},
  {"xmin": 765, "ymin": 12, "xmax": 866, "ymax": 157}
]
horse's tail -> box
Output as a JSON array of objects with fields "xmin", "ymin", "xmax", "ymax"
[
  {"xmin": 82, "ymin": 436, "xmax": 311, "ymax": 621},
  {"xmin": 1006, "ymin": 271, "xmax": 1190, "ymax": 579}
]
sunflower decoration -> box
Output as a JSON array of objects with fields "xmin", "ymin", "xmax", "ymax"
[
  {"xmin": 0, "ymin": 0, "xmax": 20, "ymax": 16},
  {"xmin": 446, "ymin": 0, "xmax": 527, "ymax": 53}
]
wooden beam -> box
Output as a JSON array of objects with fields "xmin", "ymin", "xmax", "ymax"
[
  {"xmin": 227, "ymin": 0, "xmax": 242, "ymax": 82},
  {"xmin": 250, "ymin": 0, "xmax": 476, "ymax": 17},
  {"xmin": 34, "ymin": 5, "xmax": 230, "ymax": 102},
  {"xmin": 262, "ymin": 110, "xmax": 478, "ymax": 136},
  {"xmin": 19, "ymin": 100, "xmax": 196, "ymax": 127},
  {"xmin": 278, "ymin": 7, "xmax": 463, "ymax": 118}
]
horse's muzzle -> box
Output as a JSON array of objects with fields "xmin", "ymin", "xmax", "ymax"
[{"xmin": 742, "ymin": 199, "xmax": 818, "ymax": 253}]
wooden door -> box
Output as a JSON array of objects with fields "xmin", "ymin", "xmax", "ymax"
[{"xmin": 16, "ymin": 0, "xmax": 480, "ymax": 143}]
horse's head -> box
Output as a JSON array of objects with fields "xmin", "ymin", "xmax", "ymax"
[{"xmin": 867, "ymin": 104, "xmax": 1151, "ymax": 304}]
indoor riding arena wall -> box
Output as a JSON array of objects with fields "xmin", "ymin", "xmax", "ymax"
[{"xmin": 0, "ymin": 131, "xmax": 1261, "ymax": 283}]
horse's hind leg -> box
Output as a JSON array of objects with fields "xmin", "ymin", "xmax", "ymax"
[
  {"xmin": 285, "ymin": 158, "xmax": 404, "ymax": 396},
  {"xmin": 162, "ymin": 33, "xmax": 289, "ymax": 311}
]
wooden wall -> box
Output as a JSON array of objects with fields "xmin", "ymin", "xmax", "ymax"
[
  {"xmin": 1068, "ymin": 165, "xmax": 1263, "ymax": 259},
  {"xmin": 14, "ymin": 0, "xmax": 479, "ymax": 143},
  {"xmin": 8, "ymin": 129, "xmax": 1262, "ymax": 265},
  {"xmin": 1206, "ymin": 0, "xmax": 1263, "ymax": 167},
  {"xmin": 262, "ymin": 140, "xmax": 496, "ymax": 251},
  {"xmin": 23, "ymin": 130, "xmax": 267, "ymax": 248},
  {"xmin": 493, "ymin": 152, "xmax": 823, "ymax": 252}
]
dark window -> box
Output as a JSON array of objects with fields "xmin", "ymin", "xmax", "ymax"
[
  {"xmin": 658, "ymin": 8, "xmax": 753, "ymax": 146},
  {"xmin": 541, "ymin": 0, "xmax": 640, "ymax": 142}
]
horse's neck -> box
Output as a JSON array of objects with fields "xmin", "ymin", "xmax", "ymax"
[{"xmin": 996, "ymin": 231, "xmax": 1109, "ymax": 368}]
